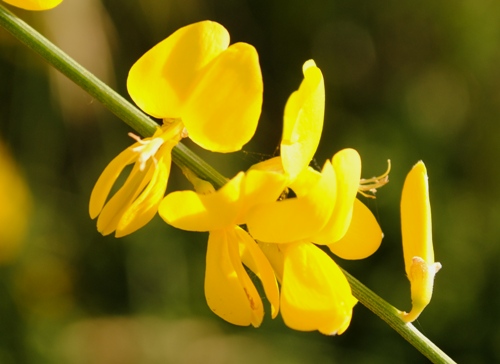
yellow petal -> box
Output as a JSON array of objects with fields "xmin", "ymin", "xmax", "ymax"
[
  {"xmin": 89, "ymin": 146, "xmax": 137, "ymax": 219},
  {"xmin": 235, "ymin": 226, "xmax": 280, "ymax": 318},
  {"xmin": 160, "ymin": 169, "xmax": 284, "ymax": 231},
  {"xmin": 241, "ymin": 169, "xmax": 286, "ymax": 205},
  {"xmin": 96, "ymin": 162, "xmax": 155, "ymax": 236},
  {"xmin": 236, "ymin": 169, "xmax": 286, "ymax": 224},
  {"xmin": 3, "ymin": 0, "xmax": 62, "ymax": 10},
  {"xmin": 159, "ymin": 172, "xmax": 245, "ymax": 231},
  {"xmin": 205, "ymin": 229, "xmax": 264, "ymax": 327},
  {"xmin": 90, "ymin": 126, "xmax": 179, "ymax": 237},
  {"xmin": 249, "ymin": 156, "xmax": 285, "ymax": 174},
  {"xmin": 246, "ymin": 163, "xmax": 336, "ymax": 243},
  {"xmin": 182, "ymin": 42, "xmax": 263, "ymax": 152},
  {"xmin": 401, "ymin": 161, "xmax": 434, "ymax": 273},
  {"xmin": 281, "ymin": 60, "xmax": 325, "ymax": 180},
  {"xmin": 327, "ymin": 198, "xmax": 383, "ymax": 259},
  {"xmin": 127, "ymin": 21, "xmax": 229, "ymax": 118},
  {"xmin": 280, "ymin": 242, "xmax": 357, "ymax": 335},
  {"xmin": 257, "ymin": 242, "xmax": 285, "ymax": 283},
  {"xmin": 314, "ymin": 148, "xmax": 361, "ymax": 244},
  {"xmin": 115, "ymin": 150, "xmax": 173, "ymax": 237}
]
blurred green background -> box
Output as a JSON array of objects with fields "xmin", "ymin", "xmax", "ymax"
[{"xmin": 1, "ymin": 0, "xmax": 500, "ymax": 362}]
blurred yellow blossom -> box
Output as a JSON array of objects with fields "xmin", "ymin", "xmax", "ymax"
[
  {"xmin": 2, "ymin": 0, "xmax": 62, "ymax": 10},
  {"xmin": 0, "ymin": 140, "xmax": 31, "ymax": 263}
]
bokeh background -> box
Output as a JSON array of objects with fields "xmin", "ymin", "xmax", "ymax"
[{"xmin": 1, "ymin": 0, "xmax": 500, "ymax": 362}]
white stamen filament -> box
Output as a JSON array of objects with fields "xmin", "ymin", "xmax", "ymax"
[
  {"xmin": 128, "ymin": 132, "xmax": 165, "ymax": 171},
  {"xmin": 358, "ymin": 159, "xmax": 391, "ymax": 198}
]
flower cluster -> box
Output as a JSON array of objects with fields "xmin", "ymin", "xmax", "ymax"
[
  {"xmin": 90, "ymin": 21, "xmax": 262, "ymax": 237},
  {"xmin": 90, "ymin": 21, "xmax": 439, "ymax": 334}
]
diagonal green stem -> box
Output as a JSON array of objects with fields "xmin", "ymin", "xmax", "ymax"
[
  {"xmin": 0, "ymin": 4, "xmax": 454, "ymax": 362},
  {"xmin": 343, "ymin": 269, "xmax": 456, "ymax": 364},
  {"xmin": 0, "ymin": 5, "xmax": 156, "ymax": 137}
]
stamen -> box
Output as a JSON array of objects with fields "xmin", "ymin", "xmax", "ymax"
[
  {"xmin": 128, "ymin": 132, "xmax": 143, "ymax": 144},
  {"xmin": 128, "ymin": 132, "xmax": 165, "ymax": 171},
  {"xmin": 358, "ymin": 159, "xmax": 391, "ymax": 198}
]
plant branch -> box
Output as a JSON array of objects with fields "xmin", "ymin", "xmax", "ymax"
[
  {"xmin": 0, "ymin": 5, "xmax": 454, "ymax": 362},
  {"xmin": 343, "ymin": 269, "xmax": 456, "ymax": 364}
]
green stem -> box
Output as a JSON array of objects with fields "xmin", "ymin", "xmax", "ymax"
[
  {"xmin": 172, "ymin": 143, "xmax": 227, "ymax": 189},
  {"xmin": 0, "ymin": 5, "xmax": 155, "ymax": 137},
  {"xmin": 0, "ymin": 4, "xmax": 453, "ymax": 362},
  {"xmin": 343, "ymin": 269, "xmax": 456, "ymax": 364}
]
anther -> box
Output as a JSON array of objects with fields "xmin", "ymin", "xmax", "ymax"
[{"xmin": 358, "ymin": 159, "xmax": 391, "ymax": 198}]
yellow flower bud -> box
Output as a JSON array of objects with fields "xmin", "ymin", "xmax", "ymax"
[{"xmin": 400, "ymin": 161, "xmax": 441, "ymax": 323}]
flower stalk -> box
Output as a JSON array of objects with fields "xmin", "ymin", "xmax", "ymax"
[
  {"xmin": 0, "ymin": 4, "xmax": 454, "ymax": 362},
  {"xmin": 342, "ymin": 269, "xmax": 456, "ymax": 364}
]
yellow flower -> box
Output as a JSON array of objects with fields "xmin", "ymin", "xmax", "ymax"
[
  {"xmin": 400, "ymin": 161, "xmax": 441, "ymax": 323},
  {"xmin": 89, "ymin": 121, "xmax": 183, "ymax": 237},
  {"xmin": 127, "ymin": 20, "xmax": 263, "ymax": 153},
  {"xmin": 158, "ymin": 170, "xmax": 285, "ymax": 327},
  {"xmin": 247, "ymin": 68, "xmax": 384, "ymax": 333},
  {"xmin": 246, "ymin": 152, "xmax": 364, "ymax": 334},
  {"xmin": 2, "ymin": 0, "xmax": 62, "ymax": 10},
  {"xmin": 243, "ymin": 61, "xmax": 377, "ymax": 335},
  {"xmin": 90, "ymin": 21, "xmax": 263, "ymax": 236}
]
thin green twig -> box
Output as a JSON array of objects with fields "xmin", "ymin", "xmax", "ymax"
[
  {"xmin": 343, "ymin": 269, "xmax": 456, "ymax": 364},
  {"xmin": 0, "ymin": 4, "xmax": 454, "ymax": 362}
]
